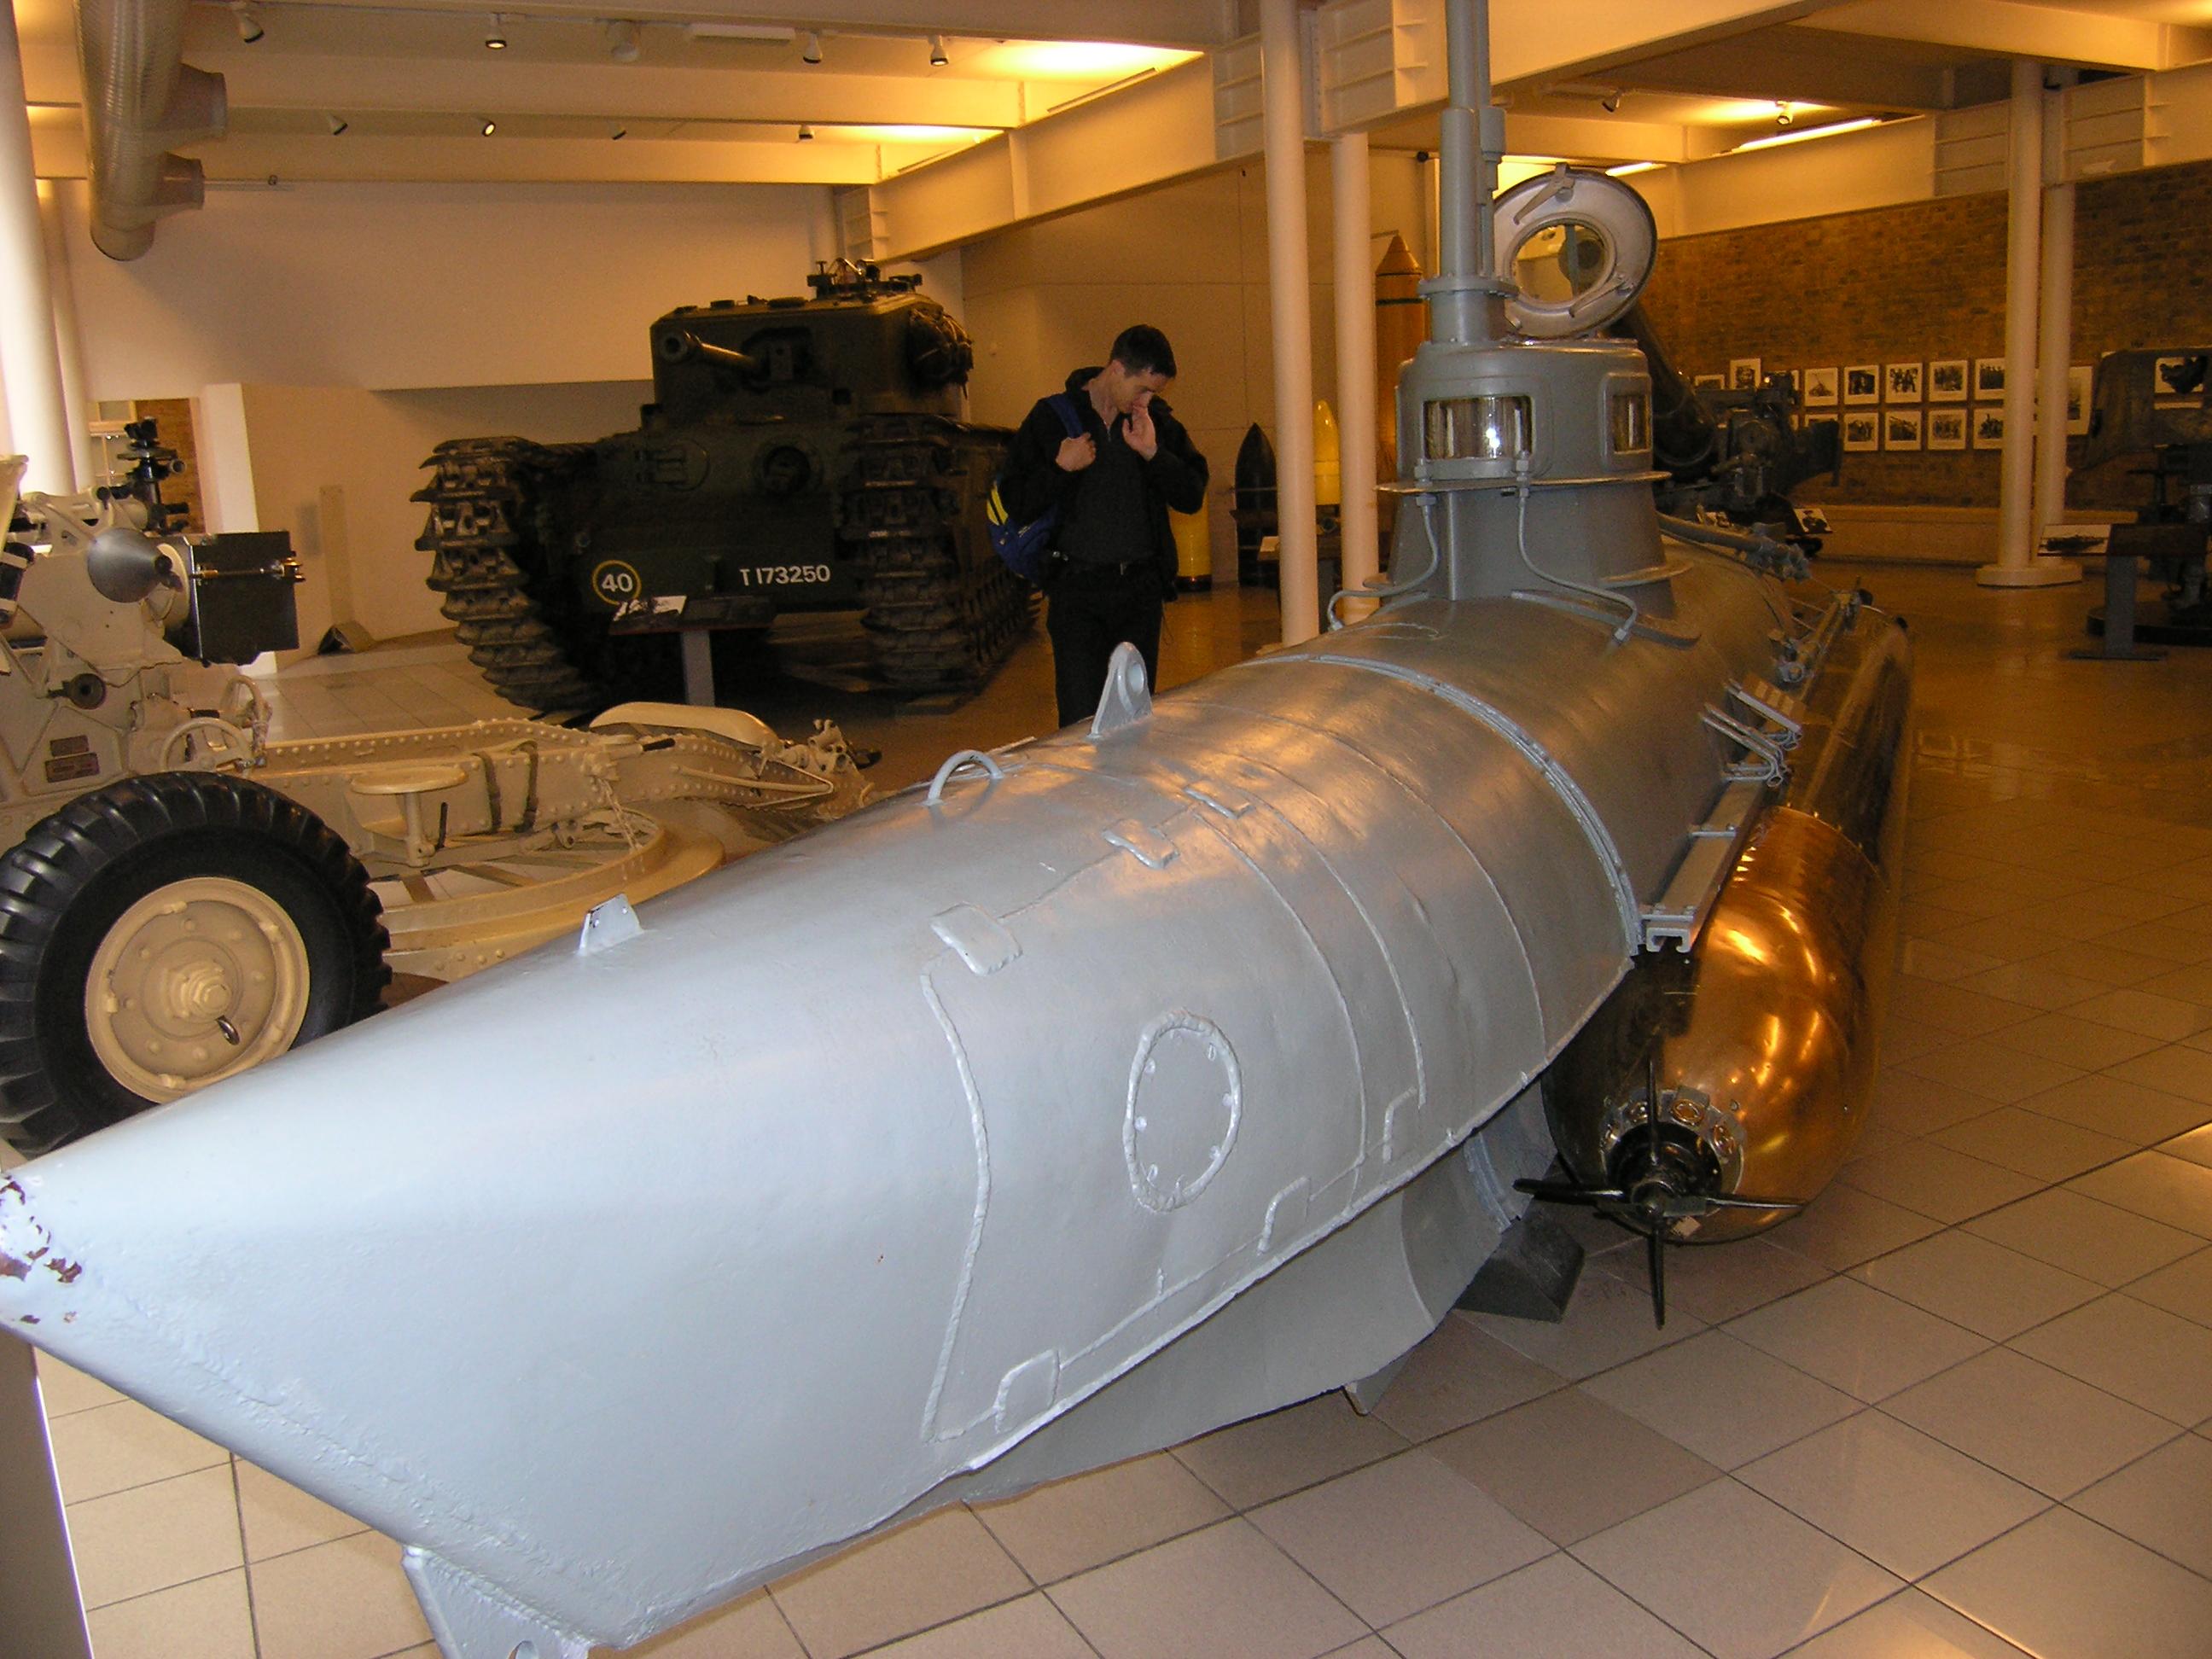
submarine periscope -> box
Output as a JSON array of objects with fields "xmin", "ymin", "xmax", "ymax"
[{"xmin": 0, "ymin": 1, "xmax": 1909, "ymax": 1653}]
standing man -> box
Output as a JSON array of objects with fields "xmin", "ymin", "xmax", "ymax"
[{"xmin": 997, "ymin": 325, "xmax": 1209, "ymax": 728}]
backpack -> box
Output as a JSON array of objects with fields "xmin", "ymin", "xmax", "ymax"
[{"xmin": 985, "ymin": 393, "xmax": 1086, "ymax": 585}]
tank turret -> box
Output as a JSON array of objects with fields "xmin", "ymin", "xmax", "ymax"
[{"xmin": 421, "ymin": 260, "xmax": 1030, "ymax": 713}]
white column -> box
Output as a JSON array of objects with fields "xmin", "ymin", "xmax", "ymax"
[
  {"xmin": 1331, "ymin": 130, "xmax": 1378, "ymax": 597},
  {"xmin": 2033, "ymin": 69, "xmax": 2079, "ymax": 551},
  {"xmin": 1260, "ymin": 0, "xmax": 1318, "ymax": 644},
  {"xmin": 0, "ymin": 6, "xmax": 73, "ymax": 493},
  {"xmin": 1980, "ymin": 59, "xmax": 2077, "ymax": 588},
  {"xmin": 38, "ymin": 182, "xmax": 90, "ymax": 489}
]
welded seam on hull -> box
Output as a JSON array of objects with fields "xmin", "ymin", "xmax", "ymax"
[
  {"xmin": 920, "ymin": 805, "xmax": 1375, "ymax": 1444},
  {"xmin": 1266, "ymin": 654, "xmax": 1643, "ymax": 948},
  {"xmin": 918, "ymin": 971, "xmax": 993, "ymax": 1443},
  {"xmin": 1021, "ymin": 745, "xmax": 1432, "ymax": 1120}
]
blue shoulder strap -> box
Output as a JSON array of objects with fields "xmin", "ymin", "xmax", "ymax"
[{"xmin": 1046, "ymin": 393, "xmax": 1085, "ymax": 439}]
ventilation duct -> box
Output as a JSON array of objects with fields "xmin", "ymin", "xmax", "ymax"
[{"xmin": 74, "ymin": 0, "xmax": 226, "ymax": 260}]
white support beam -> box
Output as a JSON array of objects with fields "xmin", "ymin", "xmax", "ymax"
[
  {"xmin": 319, "ymin": 0, "xmax": 1248, "ymax": 51},
  {"xmin": 1262, "ymin": 0, "xmax": 1320, "ymax": 647},
  {"xmin": 1980, "ymin": 59, "xmax": 2075, "ymax": 589},
  {"xmin": 200, "ymin": 58, "xmax": 1032, "ymax": 129},
  {"xmin": 871, "ymin": 58, "xmax": 1216, "ymax": 259},
  {"xmin": 1613, "ymin": 29, "xmax": 2006, "ymax": 112},
  {"xmin": 1332, "ymin": 130, "xmax": 1379, "ymax": 597},
  {"xmin": 1814, "ymin": 0, "xmax": 2212, "ymax": 74},
  {"xmin": 0, "ymin": 4, "xmax": 73, "ymax": 494}
]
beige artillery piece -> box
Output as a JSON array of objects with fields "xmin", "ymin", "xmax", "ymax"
[{"xmin": 0, "ymin": 434, "xmax": 869, "ymax": 1150}]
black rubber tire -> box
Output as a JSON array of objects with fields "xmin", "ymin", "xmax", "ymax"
[{"xmin": 0, "ymin": 773, "xmax": 391, "ymax": 1155}]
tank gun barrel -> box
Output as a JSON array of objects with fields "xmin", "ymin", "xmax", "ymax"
[{"xmin": 656, "ymin": 329, "xmax": 768, "ymax": 382}]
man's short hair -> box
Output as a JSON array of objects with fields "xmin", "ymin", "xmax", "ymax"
[{"xmin": 1110, "ymin": 325, "xmax": 1177, "ymax": 381}]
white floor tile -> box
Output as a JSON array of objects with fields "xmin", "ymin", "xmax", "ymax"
[
  {"xmin": 1383, "ymin": 1551, "xmax": 1707, "ymax": 1659},
  {"xmin": 2009, "ymin": 1291, "xmax": 2212, "ymax": 1423},
  {"xmin": 1962, "ymin": 1188, "xmax": 2203, "ymax": 1287},
  {"xmin": 1248, "ymin": 1448, "xmax": 1549, "ymax": 1627},
  {"xmin": 771, "ymin": 1507, "xmax": 1029, "ymax": 1659},
  {"xmin": 1579, "ymin": 1329, "xmax": 1860, "ymax": 1469},
  {"xmin": 1170, "ymin": 1391, "xmax": 1408, "ymax": 1509},
  {"xmin": 1365, "ymin": 1312, "xmax": 1564, "ymax": 1444},
  {"xmin": 1924, "ymin": 1509, "xmax": 2212, "ymax": 1659},
  {"xmin": 1736, "ymin": 1412, "xmax": 2046, "ymax": 1580},
  {"xmin": 1573, "ymin": 1480, "xmax": 1901, "ymax": 1659},
  {"xmin": 1883, "ymin": 1347, "xmax": 2178, "ymax": 1498},
  {"xmin": 972, "ymin": 1452, "xmax": 1228, "ymax": 1584},
  {"xmin": 1784, "ymin": 1587, "xmax": 2040, "ymax": 1657},
  {"xmin": 1849, "ymin": 1228, "xmax": 2102, "ymax": 1341},
  {"xmin": 1726, "ymin": 1277, "xmax": 1987, "ymax": 1402},
  {"xmin": 1046, "ymin": 1518, "xmax": 1365, "ymax": 1659}
]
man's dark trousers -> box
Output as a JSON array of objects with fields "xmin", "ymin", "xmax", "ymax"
[{"xmin": 1047, "ymin": 563, "xmax": 1162, "ymax": 728}]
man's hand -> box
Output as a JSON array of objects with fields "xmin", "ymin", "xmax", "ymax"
[
  {"xmin": 1056, "ymin": 434, "xmax": 1097, "ymax": 472},
  {"xmin": 1125, "ymin": 396, "xmax": 1159, "ymax": 459}
]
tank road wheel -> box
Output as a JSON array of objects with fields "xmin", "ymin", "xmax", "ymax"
[{"xmin": 0, "ymin": 774, "xmax": 391, "ymax": 1155}]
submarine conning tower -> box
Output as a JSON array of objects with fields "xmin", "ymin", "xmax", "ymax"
[{"xmin": 1382, "ymin": 0, "xmax": 1674, "ymax": 618}]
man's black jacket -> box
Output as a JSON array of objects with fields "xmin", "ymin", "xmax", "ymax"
[{"xmin": 997, "ymin": 365, "xmax": 1209, "ymax": 597}]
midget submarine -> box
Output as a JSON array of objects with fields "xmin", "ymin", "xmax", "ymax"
[{"xmin": 0, "ymin": 4, "xmax": 1909, "ymax": 1655}]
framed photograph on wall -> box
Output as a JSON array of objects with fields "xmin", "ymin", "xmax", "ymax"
[
  {"xmin": 1885, "ymin": 408, "xmax": 1924, "ymax": 450},
  {"xmin": 1972, "ymin": 407, "xmax": 2006, "ymax": 448},
  {"xmin": 2068, "ymin": 364, "xmax": 2093, "ymax": 435},
  {"xmin": 1974, "ymin": 358, "xmax": 2006, "ymax": 399},
  {"xmin": 1929, "ymin": 360, "xmax": 1969, "ymax": 402},
  {"xmin": 1730, "ymin": 358, "xmax": 1761, "ymax": 391},
  {"xmin": 1927, "ymin": 408, "xmax": 1968, "ymax": 451},
  {"xmin": 1842, "ymin": 411, "xmax": 1879, "ymax": 452},
  {"xmin": 1693, "ymin": 373, "xmax": 1726, "ymax": 389},
  {"xmin": 1886, "ymin": 363, "xmax": 1924, "ymax": 403},
  {"xmin": 1843, "ymin": 365, "xmax": 1879, "ymax": 405},
  {"xmin": 1802, "ymin": 367, "xmax": 1840, "ymax": 406}
]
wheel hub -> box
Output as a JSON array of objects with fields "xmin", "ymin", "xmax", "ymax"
[{"xmin": 87, "ymin": 878, "xmax": 310, "ymax": 1102}]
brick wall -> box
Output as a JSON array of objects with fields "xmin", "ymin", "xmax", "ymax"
[{"xmin": 1638, "ymin": 157, "xmax": 2212, "ymax": 509}]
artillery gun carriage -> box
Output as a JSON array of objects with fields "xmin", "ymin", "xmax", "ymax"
[
  {"xmin": 0, "ymin": 424, "xmax": 868, "ymax": 1154},
  {"xmin": 422, "ymin": 260, "xmax": 1032, "ymax": 713}
]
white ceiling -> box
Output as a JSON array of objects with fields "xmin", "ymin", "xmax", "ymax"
[{"xmin": 15, "ymin": 0, "xmax": 2212, "ymax": 189}]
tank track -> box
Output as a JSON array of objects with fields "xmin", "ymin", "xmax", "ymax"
[
  {"xmin": 840, "ymin": 415, "xmax": 1035, "ymax": 690},
  {"xmin": 418, "ymin": 437, "xmax": 600, "ymax": 713}
]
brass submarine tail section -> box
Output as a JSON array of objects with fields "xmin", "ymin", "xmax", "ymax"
[{"xmin": 0, "ymin": 3, "xmax": 1910, "ymax": 1655}]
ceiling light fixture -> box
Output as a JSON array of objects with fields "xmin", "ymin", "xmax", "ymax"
[
  {"xmin": 928, "ymin": 34, "xmax": 948, "ymax": 67},
  {"xmin": 799, "ymin": 30, "xmax": 823, "ymax": 64},
  {"xmin": 485, "ymin": 16, "xmax": 508, "ymax": 49},
  {"xmin": 797, "ymin": 123, "xmax": 815, "ymax": 141},
  {"xmin": 480, "ymin": 117, "xmax": 498, "ymax": 135},
  {"xmin": 231, "ymin": 3, "xmax": 264, "ymax": 43},
  {"xmin": 1605, "ymin": 160, "xmax": 1662, "ymax": 176},
  {"xmin": 1599, "ymin": 89, "xmax": 1623, "ymax": 113},
  {"xmin": 1731, "ymin": 115, "xmax": 1879, "ymax": 154},
  {"xmin": 1775, "ymin": 100, "xmax": 1795, "ymax": 128},
  {"xmin": 609, "ymin": 122, "xmax": 627, "ymax": 139},
  {"xmin": 605, "ymin": 20, "xmax": 640, "ymax": 62},
  {"xmin": 326, "ymin": 113, "xmax": 348, "ymax": 136}
]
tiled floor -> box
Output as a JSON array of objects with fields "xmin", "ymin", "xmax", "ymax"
[{"xmin": 15, "ymin": 562, "xmax": 2212, "ymax": 1657}]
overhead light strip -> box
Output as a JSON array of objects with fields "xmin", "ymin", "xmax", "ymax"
[{"xmin": 1730, "ymin": 116, "xmax": 1882, "ymax": 154}]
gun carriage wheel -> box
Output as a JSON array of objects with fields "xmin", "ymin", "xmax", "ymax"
[{"xmin": 0, "ymin": 772, "xmax": 389, "ymax": 1155}]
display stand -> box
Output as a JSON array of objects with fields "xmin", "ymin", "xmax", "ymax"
[
  {"xmin": 608, "ymin": 594, "xmax": 773, "ymax": 707},
  {"xmin": 0, "ymin": 1336, "xmax": 95, "ymax": 1657}
]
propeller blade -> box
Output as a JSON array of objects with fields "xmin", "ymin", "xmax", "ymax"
[
  {"xmin": 1513, "ymin": 1179, "xmax": 1629, "ymax": 1208},
  {"xmin": 1646, "ymin": 1227, "xmax": 1667, "ymax": 1327}
]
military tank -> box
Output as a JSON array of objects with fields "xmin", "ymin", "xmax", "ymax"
[{"xmin": 421, "ymin": 260, "xmax": 1033, "ymax": 713}]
